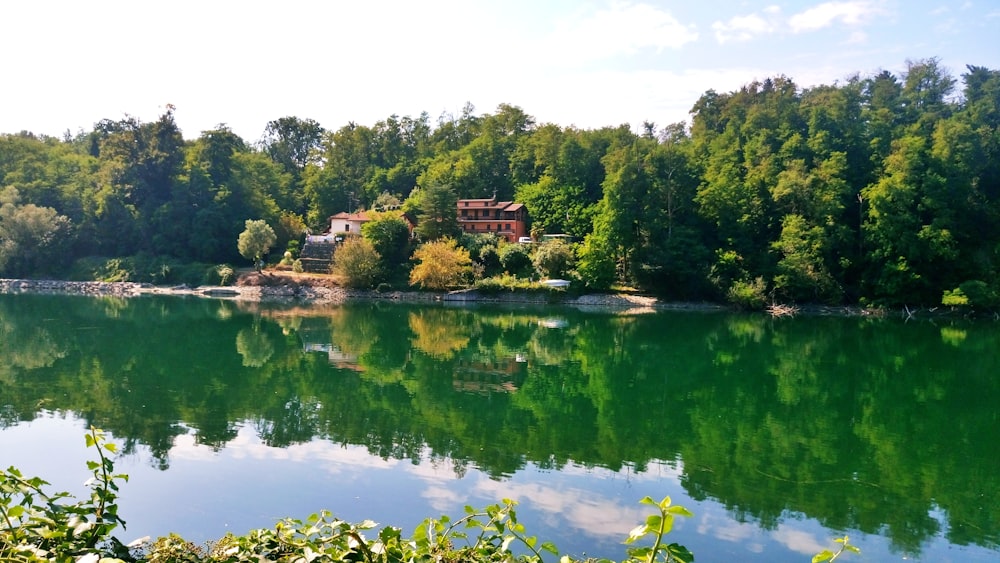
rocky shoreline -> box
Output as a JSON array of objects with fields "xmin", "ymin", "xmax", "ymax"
[
  {"xmin": 0, "ymin": 277, "xmax": 721, "ymax": 312},
  {"xmin": 3, "ymin": 276, "xmax": 905, "ymax": 316}
]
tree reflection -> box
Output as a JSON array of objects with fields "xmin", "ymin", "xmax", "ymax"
[
  {"xmin": 236, "ymin": 325, "xmax": 274, "ymax": 367},
  {"xmin": 1, "ymin": 294, "xmax": 998, "ymax": 554}
]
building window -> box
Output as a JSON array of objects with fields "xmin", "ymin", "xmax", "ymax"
[
  {"xmin": 464, "ymin": 202, "xmax": 468, "ymax": 207},
  {"xmin": 506, "ymin": 224, "xmax": 511, "ymax": 230}
]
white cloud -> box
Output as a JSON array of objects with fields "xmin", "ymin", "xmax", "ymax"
[
  {"xmin": 712, "ymin": 11, "xmax": 780, "ymax": 44},
  {"xmin": 472, "ymin": 478, "xmax": 656, "ymax": 538},
  {"xmin": 421, "ymin": 485, "xmax": 468, "ymax": 513},
  {"xmin": 771, "ymin": 524, "xmax": 828, "ymax": 556},
  {"xmin": 544, "ymin": 2, "xmax": 697, "ymax": 64},
  {"xmin": 788, "ymin": 1, "xmax": 882, "ymax": 33},
  {"xmin": 712, "ymin": 2, "xmax": 885, "ymax": 44},
  {"xmin": 697, "ymin": 510, "xmax": 760, "ymax": 545}
]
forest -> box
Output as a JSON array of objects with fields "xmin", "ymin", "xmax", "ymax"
[{"xmin": 1, "ymin": 57, "xmax": 998, "ymax": 307}]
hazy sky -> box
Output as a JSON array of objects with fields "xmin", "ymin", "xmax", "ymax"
[{"xmin": 3, "ymin": 1, "xmax": 998, "ymax": 142}]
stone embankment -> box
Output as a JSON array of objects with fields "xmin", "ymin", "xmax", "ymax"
[
  {"xmin": 0, "ymin": 279, "xmax": 146, "ymax": 297},
  {"xmin": 0, "ymin": 277, "xmax": 726, "ymax": 313}
]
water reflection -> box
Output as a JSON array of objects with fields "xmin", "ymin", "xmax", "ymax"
[{"xmin": 1, "ymin": 293, "xmax": 999, "ymax": 561}]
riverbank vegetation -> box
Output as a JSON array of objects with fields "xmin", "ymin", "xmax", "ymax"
[{"xmin": 1, "ymin": 59, "xmax": 999, "ymax": 309}]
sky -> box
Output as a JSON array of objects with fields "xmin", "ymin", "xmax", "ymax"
[{"xmin": 2, "ymin": 0, "xmax": 998, "ymax": 142}]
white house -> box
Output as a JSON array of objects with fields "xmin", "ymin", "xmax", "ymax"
[{"xmin": 328, "ymin": 211, "xmax": 371, "ymax": 234}]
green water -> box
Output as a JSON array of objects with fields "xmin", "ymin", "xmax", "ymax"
[{"xmin": 1, "ymin": 293, "xmax": 998, "ymax": 561}]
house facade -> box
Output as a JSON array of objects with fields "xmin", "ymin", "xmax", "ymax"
[
  {"xmin": 308, "ymin": 212, "xmax": 416, "ymax": 243},
  {"xmin": 456, "ymin": 197, "xmax": 528, "ymax": 243},
  {"xmin": 328, "ymin": 211, "xmax": 371, "ymax": 235}
]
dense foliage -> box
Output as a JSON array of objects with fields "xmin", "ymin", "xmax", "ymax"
[{"xmin": 1, "ymin": 59, "xmax": 998, "ymax": 306}]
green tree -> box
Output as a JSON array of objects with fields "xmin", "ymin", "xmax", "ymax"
[
  {"xmin": 260, "ymin": 116, "xmax": 324, "ymax": 175},
  {"xmin": 414, "ymin": 184, "xmax": 460, "ymax": 241},
  {"xmin": 237, "ymin": 219, "xmax": 277, "ymax": 271},
  {"xmin": 0, "ymin": 186, "xmax": 74, "ymax": 277},
  {"xmin": 333, "ymin": 237, "xmax": 383, "ymax": 288},
  {"xmin": 576, "ymin": 232, "xmax": 617, "ymax": 290},
  {"xmin": 409, "ymin": 238, "xmax": 471, "ymax": 290},
  {"xmin": 531, "ymin": 239, "xmax": 575, "ymax": 279},
  {"xmin": 361, "ymin": 212, "xmax": 412, "ymax": 277}
]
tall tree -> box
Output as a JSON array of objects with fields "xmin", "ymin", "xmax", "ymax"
[
  {"xmin": 414, "ymin": 184, "xmax": 460, "ymax": 241},
  {"xmin": 260, "ymin": 116, "xmax": 324, "ymax": 215}
]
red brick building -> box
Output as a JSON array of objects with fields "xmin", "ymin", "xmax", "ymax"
[{"xmin": 456, "ymin": 197, "xmax": 528, "ymax": 242}]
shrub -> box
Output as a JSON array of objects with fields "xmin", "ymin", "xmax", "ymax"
[
  {"xmin": 478, "ymin": 244, "xmax": 503, "ymax": 277},
  {"xmin": 497, "ymin": 242, "xmax": 533, "ymax": 278},
  {"xmin": 0, "ymin": 428, "xmax": 129, "ymax": 562},
  {"xmin": 727, "ymin": 277, "xmax": 769, "ymax": 310},
  {"xmin": 532, "ymin": 239, "xmax": 575, "ymax": 279},
  {"xmin": 409, "ymin": 238, "xmax": 472, "ymax": 290},
  {"xmin": 942, "ymin": 280, "xmax": 998, "ymax": 308},
  {"xmin": 202, "ymin": 264, "xmax": 235, "ymax": 286},
  {"xmin": 332, "ymin": 238, "xmax": 383, "ymax": 289}
]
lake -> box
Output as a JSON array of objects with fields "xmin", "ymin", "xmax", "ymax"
[{"xmin": 1, "ymin": 293, "xmax": 998, "ymax": 561}]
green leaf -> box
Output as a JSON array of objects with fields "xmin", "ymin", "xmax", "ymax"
[
  {"xmin": 625, "ymin": 523, "xmax": 648, "ymax": 543},
  {"xmin": 103, "ymin": 442, "xmax": 118, "ymax": 453},
  {"xmin": 658, "ymin": 495, "xmax": 672, "ymax": 509},
  {"xmin": 812, "ymin": 550, "xmax": 834, "ymax": 563},
  {"xmin": 7, "ymin": 504, "xmax": 24, "ymax": 518},
  {"xmin": 662, "ymin": 513, "xmax": 675, "ymax": 534},
  {"xmin": 666, "ymin": 543, "xmax": 695, "ymax": 563},
  {"xmin": 667, "ymin": 505, "xmax": 694, "ymax": 518},
  {"xmin": 541, "ymin": 541, "xmax": 559, "ymax": 554},
  {"xmin": 639, "ymin": 496, "xmax": 656, "ymax": 506}
]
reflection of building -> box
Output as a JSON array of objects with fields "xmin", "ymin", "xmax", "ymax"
[
  {"xmin": 453, "ymin": 356, "xmax": 527, "ymax": 394},
  {"xmin": 296, "ymin": 319, "xmax": 362, "ymax": 371}
]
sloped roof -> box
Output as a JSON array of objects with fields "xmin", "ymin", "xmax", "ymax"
[{"xmin": 329, "ymin": 212, "xmax": 371, "ymax": 222}]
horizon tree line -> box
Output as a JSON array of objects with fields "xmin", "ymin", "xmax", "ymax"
[{"xmin": 1, "ymin": 58, "xmax": 998, "ymax": 307}]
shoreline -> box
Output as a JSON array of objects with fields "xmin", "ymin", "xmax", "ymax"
[
  {"xmin": 0, "ymin": 277, "xmax": 727, "ymax": 313},
  {"xmin": 0, "ymin": 277, "xmax": 910, "ymax": 317}
]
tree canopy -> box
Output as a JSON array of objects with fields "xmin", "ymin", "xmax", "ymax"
[{"xmin": 2, "ymin": 58, "xmax": 999, "ymax": 305}]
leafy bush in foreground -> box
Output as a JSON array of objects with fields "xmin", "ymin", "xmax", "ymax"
[{"xmin": 1, "ymin": 429, "xmax": 857, "ymax": 562}]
